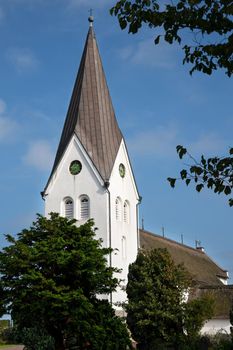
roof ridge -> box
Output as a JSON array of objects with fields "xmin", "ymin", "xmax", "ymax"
[
  {"xmin": 140, "ymin": 228, "xmax": 203, "ymax": 254},
  {"xmin": 140, "ymin": 229, "xmax": 228, "ymax": 277}
]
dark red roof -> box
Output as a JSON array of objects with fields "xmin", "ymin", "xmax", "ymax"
[{"xmin": 45, "ymin": 26, "xmax": 122, "ymax": 190}]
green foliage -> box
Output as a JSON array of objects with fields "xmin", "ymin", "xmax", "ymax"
[
  {"xmin": 0, "ymin": 320, "xmax": 11, "ymax": 345},
  {"xmin": 126, "ymin": 248, "xmax": 214, "ymax": 349},
  {"xmin": 230, "ymin": 298, "xmax": 233, "ymax": 343},
  {"xmin": 168, "ymin": 146, "xmax": 233, "ymax": 206},
  {"xmin": 111, "ymin": 0, "xmax": 233, "ymax": 76},
  {"xmin": 184, "ymin": 296, "xmax": 214, "ymax": 340},
  {"xmin": 0, "ymin": 321, "xmax": 10, "ymax": 333},
  {"xmin": 17, "ymin": 327, "xmax": 55, "ymax": 350},
  {"xmin": 0, "ymin": 326, "xmax": 19, "ymax": 345},
  {"xmin": 0, "ymin": 213, "xmax": 131, "ymax": 350},
  {"xmin": 207, "ymin": 333, "xmax": 233, "ymax": 350}
]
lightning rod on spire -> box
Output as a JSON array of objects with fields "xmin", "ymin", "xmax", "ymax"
[{"xmin": 88, "ymin": 9, "xmax": 94, "ymax": 27}]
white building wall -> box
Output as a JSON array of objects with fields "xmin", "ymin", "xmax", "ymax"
[
  {"xmin": 109, "ymin": 139, "xmax": 139, "ymax": 307},
  {"xmin": 45, "ymin": 136, "xmax": 139, "ymax": 307},
  {"xmin": 201, "ymin": 319, "xmax": 231, "ymax": 335},
  {"xmin": 44, "ymin": 135, "xmax": 109, "ymax": 245}
]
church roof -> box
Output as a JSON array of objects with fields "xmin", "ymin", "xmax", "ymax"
[
  {"xmin": 47, "ymin": 25, "xmax": 122, "ymax": 186},
  {"xmin": 189, "ymin": 285, "xmax": 233, "ymax": 319},
  {"xmin": 139, "ymin": 229, "xmax": 228, "ymax": 287}
]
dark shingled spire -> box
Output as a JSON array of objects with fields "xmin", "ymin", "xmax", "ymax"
[{"xmin": 48, "ymin": 25, "xmax": 123, "ymax": 185}]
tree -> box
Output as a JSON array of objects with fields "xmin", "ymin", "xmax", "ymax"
[
  {"xmin": 111, "ymin": 0, "xmax": 233, "ymax": 76},
  {"xmin": 230, "ymin": 298, "xmax": 233, "ymax": 342},
  {"xmin": 126, "ymin": 248, "xmax": 214, "ymax": 350},
  {"xmin": 0, "ymin": 213, "xmax": 131, "ymax": 350},
  {"xmin": 111, "ymin": 1, "xmax": 233, "ymax": 206},
  {"xmin": 167, "ymin": 145, "xmax": 233, "ymax": 206}
]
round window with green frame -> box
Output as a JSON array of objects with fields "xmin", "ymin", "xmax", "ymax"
[
  {"xmin": 69, "ymin": 160, "xmax": 82, "ymax": 175},
  {"xmin": 119, "ymin": 163, "xmax": 126, "ymax": 178}
]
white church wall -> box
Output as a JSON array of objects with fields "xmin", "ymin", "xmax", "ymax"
[
  {"xmin": 109, "ymin": 139, "xmax": 139, "ymax": 306},
  {"xmin": 201, "ymin": 319, "xmax": 231, "ymax": 335},
  {"xmin": 45, "ymin": 135, "xmax": 109, "ymax": 244}
]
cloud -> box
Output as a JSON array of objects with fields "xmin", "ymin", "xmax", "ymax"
[
  {"xmin": 118, "ymin": 39, "xmax": 177, "ymax": 69},
  {"xmin": 0, "ymin": 117, "xmax": 18, "ymax": 141},
  {"xmin": 128, "ymin": 125, "xmax": 228, "ymax": 159},
  {"xmin": 0, "ymin": 98, "xmax": 19, "ymax": 141},
  {"xmin": 23, "ymin": 140, "xmax": 54, "ymax": 171},
  {"xmin": 128, "ymin": 124, "xmax": 179, "ymax": 158},
  {"xmin": 0, "ymin": 98, "xmax": 6, "ymax": 114},
  {"xmin": 6, "ymin": 48, "xmax": 39, "ymax": 73},
  {"xmin": 188, "ymin": 133, "xmax": 227, "ymax": 156}
]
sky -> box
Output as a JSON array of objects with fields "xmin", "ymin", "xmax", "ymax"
[{"xmin": 0, "ymin": 0, "xmax": 232, "ymax": 282}]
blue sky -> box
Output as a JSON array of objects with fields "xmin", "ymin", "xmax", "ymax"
[{"xmin": 0, "ymin": 0, "xmax": 232, "ymax": 282}]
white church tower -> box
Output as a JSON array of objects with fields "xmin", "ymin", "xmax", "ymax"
[{"xmin": 42, "ymin": 18, "xmax": 140, "ymax": 306}]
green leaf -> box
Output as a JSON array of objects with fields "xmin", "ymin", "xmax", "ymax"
[
  {"xmin": 119, "ymin": 18, "xmax": 127, "ymax": 30},
  {"xmin": 180, "ymin": 169, "xmax": 187, "ymax": 179},
  {"xmin": 154, "ymin": 35, "xmax": 160, "ymax": 45},
  {"xmin": 196, "ymin": 184, "xmax": 204, "ymax": 192},
  {"xmin": 167, "ymin": 177, "xmax": 176, "ymax": 188},
  {"xmin": 176, "ymin": 145, "xmax": 187, "ymax": 159},
  {"xmin": 224, "ymin": 186, "xmax": 231, "ymax": 195}
]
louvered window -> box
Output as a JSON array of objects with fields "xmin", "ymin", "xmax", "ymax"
[
  {"xmin": 65, "ymin": 198, "xmax": 74, "ymax": 219},
  {"xmin": 116, "ymin": 197, "xmax": 121, "ymax": 221},
  {"xmin": 80, "ymin": 196, "xmax": 89, "ymax": 220},
  {"xmin": 123, "ymin": 201, "xmax": 130, "ymax": 223}
]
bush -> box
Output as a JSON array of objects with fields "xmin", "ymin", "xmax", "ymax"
[
  {"xmin": 210, "ymin": 333, "xmax": 233, "ymax": 350},
  {"xmin": 1, "ymin": 326, "xmax": 19, "ymax": 344},
  {"xmin": 20, "ymin": 327, "xmax": 55, "ymax": 350}
]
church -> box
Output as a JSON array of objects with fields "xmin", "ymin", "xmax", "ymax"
[
  {"xmin": 42, "ymin": 17, "xmax": 232, "ymax": 332},
  {"xmin": 42, "ymin": 16, "xmax": 139, "ymax": 307}
]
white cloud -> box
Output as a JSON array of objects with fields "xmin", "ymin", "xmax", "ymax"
[
  {"xmin": 128, "ymin": 124, "xmax": 179, "ymax": 157},
  {"xmin": 0, "ymin": 98, "xmax": 19, "ymax": 141},
  {"xmin": 6, "ymin": 48, "xmax": 39, "ymax": 73},
  {"xmin": 118, "ymin": 39, "xmax": 177, "ymax": 69},
  {"xmin": 23, "ymin": 140, "xmax": 54, "ymax": 171},
  {"xmin": 188, "ymin": 133, "xmax": 227, "ymax": 156},
  {"xmin": 128, "ymin": 125, "xmax": 228, "ymax": 159},
  {"xmin": 0, "ymin": 98, "xmax": 6, "ymax": 114},
  {"xmin": 0, "ymin": 116, "xmax": 18, "ymax": 141}
]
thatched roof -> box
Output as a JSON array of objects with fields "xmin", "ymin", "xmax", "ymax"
[
  {"xmin": 190, "ymin": 285, "xmax": 233, "ymax": 319},
  {"xmin": 139, "ymin": 229, "xmax": 228, "ymax": 287}
]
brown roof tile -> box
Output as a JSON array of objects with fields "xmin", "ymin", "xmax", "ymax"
[
  {"xmin": 45, "ymin": 26, "xmax": 122, "ymax": 190},
  {"xmin": 140, "ymin": 229, "xmax": 228, "ymax": 286}
]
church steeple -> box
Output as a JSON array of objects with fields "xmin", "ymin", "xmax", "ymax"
[
  {"xmin": 49, "ymin": 23, "xmax": 122, "ymax": 184},
  {"xmin": 44, "ymin": 23, "xmax": 139, "ymax": 308}
]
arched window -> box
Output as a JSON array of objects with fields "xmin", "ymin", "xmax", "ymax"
[
  {"xmin": 115, "ymin": 197, "xmax": 122, "ymax": 221},
  {"xmin": 123, "ymin": 200, "xmax": 130, "ymax": 223},
  {"xmin": 121, "ymin": 235, "xmax": 127, "ymax": 259},
  {"xmin": 64, "ymin": 197, "xmax": 74, "ymax": 219},
  {"xmin": 80, "ymin": 195, "xmax": 90, "ymax": 220}
]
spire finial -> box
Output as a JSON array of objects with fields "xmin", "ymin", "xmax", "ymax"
[{"xmin": 88, "ymin": 9, "xmax": 94, "ymax": 27}]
